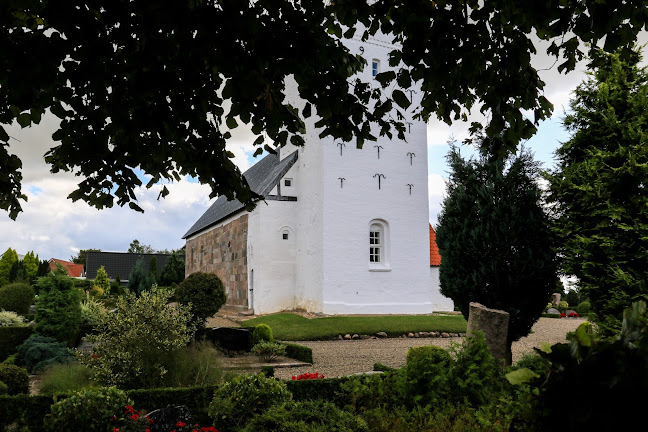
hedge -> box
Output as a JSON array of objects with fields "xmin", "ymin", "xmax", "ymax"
[
  {"xmin": 0, "ymin": 326, "xmax": 33, "ymax": 361},
  {"xmin": 282, "ymin": 342, "xmax": 313, "ymax": 364},
  {"xmin": 286, "ymin": 376, "xmax": 350, "ymax": 405}
]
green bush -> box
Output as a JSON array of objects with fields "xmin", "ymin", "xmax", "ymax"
[
  {"xmin": 253, "ymin": 323, "xmax": 274, "ymax": 345},
  {"xmin": 0, "ymin": 364, "xmax": 29, "ymax": 395},
  {"xmin": 176, "ymin": 272, "xmax": 227, "ymax": 329},
  {"xmin": 252, "ymin": 341, "xmax": 286, "ymax": 362},
  {"xmin": 241, "ymin": 400, "xmax": 369, "ymax": 432},
  {"xmin": 79, "ymin": 298, "xmax": 106, "ymax": 328},
  {"xmin": 44, "ymin": 386, "xmax": 133, "ymax": 432},
  {"xmin": 506, "ymin": 352, "xmax": 551, "ymax": 378},
  {"xmin": 0, "ymin": 310, "xmax": 26, "ymax": 327},
  {"xmin": 576, "ymin": 301, "xmax": 591, "ymax": 315},
  {"xmin": 161, "ymin": 341, "xmax": 229, "ymax": 388},
  {"xmin": 404, "ymin": 346, "xmax": 452, "ymax": 406},
  {"xmin": 283, "ymin": 342, "xmax": 313, "ymax": 364},
  {"xmin": 449, "ymin": 330, "xmax": 508, "ymax": 406},
  {"xmin": 16, "ymin": 334, "xmax": 75, "ymax": 373},
  {"xmin": 159, "ymin": 251, "xmax": 186, "ymax": 286},
  {"xmin": 80, "ymin": 288, "xmax": 195, "ymax": 389},
  {"xmin": 37, "ymin": 362, "xmax": 95, "ymax": 395},
  {"xmin": 0, "ymin": 326, "xmax": 33, "ymax": 361},
  {"xmin": 88, "ymin": 286, "xmax": 104, "ymax": 297},
  {"xmin": 208, "ymin": 373, "xmax": 292, "ymax": 431},
  {"xmin": 0, "ymin": 282, "xmax": 34, "ymax": 315},
  {"xmin": 0, "ymin": 380, "xmax": 7, "ymax": 395},
  {"xmin": 128, "ymin": 259, "xmax": 155, "ymax": 296},
  {"xmin": 340, "ymin": 371, "xmax": 405, "ymax": 412},
  {"xmin": 0, "ymin": 393, "xmax": 59, "ymax": 431},
  {"xmin": 34, "ymin": 273, "xmax": 82, "ymax": 343}
]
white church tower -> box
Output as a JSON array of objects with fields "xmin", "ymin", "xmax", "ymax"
[{"xmin": 183, "ymin": 31, "xmax": 454, "ymax": 315}]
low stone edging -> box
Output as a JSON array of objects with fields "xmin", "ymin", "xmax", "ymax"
[{"xmin": 336, "ymin": 331, "xmax": 465, "ymax": 340}]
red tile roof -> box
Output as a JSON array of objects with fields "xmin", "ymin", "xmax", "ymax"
[
  {"xmin": 430, "ymin": 224, "xmax": 441, "ymax": 267},
  {"xmin": 49, "ymin": 258, "xmax": 84, "ymax": 278}
]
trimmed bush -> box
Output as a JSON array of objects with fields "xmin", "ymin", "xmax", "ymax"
[
  {"xmin": 0, "ymin": 326, "xmax": 33, "ymax": 361},
  {"xmin": 176, "ymin": 272, "xmax": 226, "ymax": 329},
  {"xmin": 17, "ymin": 334, "xmax": 75, "ymax": 373},
  {"xmin": 577, "ymin": 301, "xmax": 591, "ymax": 315},
  {"xmin": 0, "ymin": 282, "xmax": 34, "ymax": 315},
  {"xmin": 208, "ymin": 373, "xmax": 292, "ymax": 431},
  {"xmin": 283, "ymin": 342, "xmax": 313, "ymax": 364},
  {"xmin": 0, "ymin": 393, "xmax": 53, "ymax": 431},
  {"xmin": 253, "ymin": 323, "xmax": 274, "ymax": 345},
  {"xmin": 0, "ymin": 363, "xmax": 29, "ymax": 395},
  {"xmin": 44, "ymin": 386, "xmax": 133, "ymax": 432}
]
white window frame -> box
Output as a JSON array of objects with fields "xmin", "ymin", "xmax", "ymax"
[{"xmin": 369, "ymin": 219, "xmax": 390, "ymax": 271}]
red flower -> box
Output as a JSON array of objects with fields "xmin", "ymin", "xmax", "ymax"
[
  {"xmin": 176, "ymin": 421, "xmax": 187, "ymax": 427},
  {"xmin": 113, "ymin": 429, "xmax": 120, "ymax": 432},
  {"xmin": 124, "ymin": 405, "xmax": 135, "ymax": 414},
  {"xmin": 130, "ymin": 414, "xmax": 140, "ymax": 421}
]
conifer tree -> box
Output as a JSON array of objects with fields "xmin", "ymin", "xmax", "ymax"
[
  {"xmin": 22, "ymin": 251, "xmax": 39, "ymax": 283},
  {"xmin": 546, "ymin": 47, "xmax": 648, "ymax": 336},
  {"xmin": 0, "ymin": 248, "xmax": 18, "ymax": 287},
  {"xmin": 94, "ymin": 265, "xmax": 111, "ymax": 292},
  {"xmin": 436, "ymin": 144, "xmax": 557, "ymax": 365}
]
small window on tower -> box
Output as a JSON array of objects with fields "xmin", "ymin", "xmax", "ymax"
[
  {"xmin": 284, "ymin": 178, "xmax": 292, "ymax": 187},
  {"xmin": 372, "ymin": 59, "xmax": 380, "ymax": 77},
  {"xmin": 282, "ymin": 230, "xmax": 289, "ymax": 240}
]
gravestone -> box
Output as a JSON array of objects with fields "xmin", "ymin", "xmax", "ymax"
[
  {"xmin": 205, "ymin": 327, "xmax": 251, "ymax": 351},
  {"xmin": 467, "ymin": 302, "xmax": 509, "ymax": 366},
  {"xmin": 551, "ymin": 293, "xmax": 561, "ymax": 307},
  {"xmin": 146, "ymin": 405, "xmax": 194, "ymax": 432},
  {"xmin": 547, "ymin": 308, "xmax": 560, "ymax": 314}
]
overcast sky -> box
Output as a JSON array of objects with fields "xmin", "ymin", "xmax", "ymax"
[{"xmin": 2, "ymin": 35, "xmax": 646, "ymax": 262}]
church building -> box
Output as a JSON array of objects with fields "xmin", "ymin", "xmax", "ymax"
[{"xmin": 182, "ymin": 32, "xmax": 454, "ymax": 315}]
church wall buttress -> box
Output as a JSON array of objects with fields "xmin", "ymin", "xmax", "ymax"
[{"xmin": 185, "ymin": 214, "xmax": 248, "ymax": 307}]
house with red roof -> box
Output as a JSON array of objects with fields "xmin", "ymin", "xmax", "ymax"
[{"xmin": 48, "ymin": 258, "xmax": 85, "ymax": 278}]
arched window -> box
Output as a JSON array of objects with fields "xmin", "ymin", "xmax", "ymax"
[{"xmin": 369, "ymin": 219, "xmax": 390, "ymax": 270}]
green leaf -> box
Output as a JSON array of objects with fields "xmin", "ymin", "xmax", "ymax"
[
  {"xmin": 16, "ymin": 113, "xmax": 31, "ymax": 128},
  {"xmin": 539, "ymin": 342, "xmax": 553, "ymax": 354},
  {"xmin": 505, "ymin": 368, "xmax": 540, "ymax": 385},
  {"xmin": 226, "ymin": 116, "xmax": 238, "ymax": 129},
  {"xmin": 574, "ymin": 322, "xmax": 592, "ymax": 347},
  {"xmin": 392, "ymin": 89, "xmax": 411, "ymax": 109}
]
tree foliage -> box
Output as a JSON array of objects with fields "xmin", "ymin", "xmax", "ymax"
[
  {"xmin": 436, "ymin": 144, "xmax": 557, "ymax": 362},
  {"xmin": 93, "ymin": 265, "xmax": 110, "ymax": 292},
  {"xmin": 159, "ymin": 251, "xmax": 185, "ymax": 286},
  {"xmin": 545, "ymin": 47, "xmax": 648, "ymax": 336},
  {"xmin": 127, "ymin": 239, "xmax": 154, "ymax": 254},
  {"xmin": 81, "ymin": 288, "xmax": 195, "ymax": 389},
  {"xmin": 2, "ymin": 1, "xmax": 647, "ymax": 219},
  {"xmin": 21, "ymin": 251, "xmax": 39, "ymax": 283},
  {"xmin": 127, "ymin": 259, "xmax": 155, "ymax": 296},
  {"xmin": 70, "ymin": 249, "xmax": 101, "ymax": 267},
  {"xmin": 0, "ymin": 248, "xmax": 18, "ymax": 287}
]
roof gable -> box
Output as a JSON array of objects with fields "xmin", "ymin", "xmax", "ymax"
[
  {"xmin": 430, "ymin": 224, "xmax": 441, "ymax": 267},
  {"xmin": 182, "ymin": 150, "xmax": 298, "ymax": 239},
  {"xmin": 49, "ymin": 258, "xmax": 84, "ymax": 277}
]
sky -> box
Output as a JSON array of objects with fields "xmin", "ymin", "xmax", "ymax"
[{"xmin": 2, "ymin": 34, "xmax": 646, "ymax": 262}]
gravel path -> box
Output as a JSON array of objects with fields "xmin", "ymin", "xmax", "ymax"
[{"xmin": 272, "ymin": 317, "xmax": 586, "ymax": 379}]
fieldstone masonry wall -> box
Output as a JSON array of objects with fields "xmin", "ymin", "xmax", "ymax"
[{"xmin": 185, "ymin": 214, "xmax": 248, "ymax": 307}]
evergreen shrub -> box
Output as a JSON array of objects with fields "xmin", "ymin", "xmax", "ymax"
[
  {"xmin": 283, "ymin": 342, "xmax": 313, "ymax": 364},
  {"xmin": 0, "ymin": 310, "xmax": 25, "ymax": 327},
  {"xmin": 34, "ymin": 273, "xmax": 82, "ymax": 343},
  {"xmin": 0, "ymin": 364, "xmax": 29, "ymax": 395},
  {"xmin": 176, "ymin": 272, "xmax": 226, "ymax": 329},
  {"xmin": 0, "ymin": 380, "xmax": 7, "ymax": 395},
  {"xmin": 404, "ymin": 346, "xmax": 452, "ymax": 406},
  {"xmin": 0, "ymin": 282, "xmax": 34, "ymax": 315},
  {"xmin": 44, "ymin": 386, "xmax": 133, "ymax": 432},
  {"xmin": 208, "ymin": 373, "xmax": 292, "ymax": 431},
  {"xmin": 17, "ymin": 334, "xmax": 74, "ymax": 373},
  {"xmin": 252, "ymin": 323, "xmax": 273, "ymax": 345},
  {"xmin": 577, "ymin": 301, "xmax": 591, "ymax": 315},
  {"xmin": 251, "ymin": 341, "xmax": 286, "ymax": 362}
]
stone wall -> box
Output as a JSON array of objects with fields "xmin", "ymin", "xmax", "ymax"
[{"xmin": 185, "ymin": 214, "xmax": 248, "ymax": 307}]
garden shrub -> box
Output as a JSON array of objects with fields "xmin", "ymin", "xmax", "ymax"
[
  {"xmin": 241, "ymin": 400, "xmax": 369, "ymax": 432},
  {"xmin": 506, "ymin": 352, "xmax": 551, "ymax": 378},
  {"xmin": 94, "ymin": 265, "xmax": 111, "ymax": 292},
  {"xmin": 0, "ymin": 282, "xmax": 34, "ymax": 315},
  {"xmin": 0, "ymin": 393, "xmax": 57, "ymax": 431},
  {"xmin": 0, "ymin": 326, "xmax": 32, "ymax": 361},
  {"xmin": 0, "ymin": 380, "xmax": 7, "ymax": 395},
  {"xmin": 88, "ymin": 286, "xmax": 104, "ymax": 297},
  {"xmin": 253, "ymin": 323, "xmax": 274, "ymax": 345},
  {"xmin": 176, "ymin": 272, "xmax": 226, "ymax": 329},
  {"xmin": 34, "ymin": 273, "xmax": 82, "ymax": 343},
  {"xmin": 80, "ymin": 288, "xmax": 195, "ymax": 389},
  {"xmin": 449, "ymin": 330, "xmax": 508, "ymax": 407},
  {"xmin": 576, "ymin": 301, "xmax": 591, "ymax": 315},
  {"xmin": 404, "ymin": 346, "xmax": 452, "ymax": 406},
  {"xmin": 208, "ymin": 373, "xmax": 292, "ymax": 431},
  {"xmin": 557, "ymin": 300, "xmax": 569, "ymax": 313},
  {"xmin": 37, "ymin": 362, "xmax": 95, "ymax": 395},
  {"xmin": 342, "ymin": 371, "xmax": 407, "ymax": 413},
  {"xmin": 283, "ymin": 342, "xmax": 313, "ymax": 364},
  {"xmin": 128, "ymin": 386, "xmax": 217, "ymax": 426},
  {"xmin": 128, "ymin": 259, "xmax": 155, "ymax": 296},
  {"xmin": 16, "ymin": 334, "xmax": 74, "ymax": 373},
  {"xmin": 0, "ymin": 310, "xmax": 25, "ymax": 327},
  {"xmin": 287, "ymin": 376, "xmax": 351, "ymax": 405},
  {"xmin": 251, "ymin": 341, "xmax": 286, "ymax": 362},
  {"xmin": 0, "ymin": 364, "xmax": 29, "ymax": 395},
  {"xmin": 79, "ymin": 297, "xmax": 106, "ymax": 328},
  {"xmin": 44, "ymin": 386, "xmax": 134, "ymax": 432},
  {"xmin": 159, "ymin": 251, "xmax": 186, "ymax": 286},
  {"xmin": 162, "ymin": 341, "xmax": 229, "ymax": 388}
]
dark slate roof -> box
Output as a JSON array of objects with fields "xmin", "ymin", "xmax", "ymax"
[
  {"xmin": 182, "ymin": 150, "xmax": 299, "ymax": 239},
  {"xmin": 85, "ymin": 251, "xmax": 185, "ymax": 281}
]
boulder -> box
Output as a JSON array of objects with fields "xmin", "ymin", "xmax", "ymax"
[
  {"xmin": 376, "ymin": 331, "xmax": 388, "ymax": 338},
  {"xmin": 467, "ymin": 302, "xmax": 510, "ymax": 366}
]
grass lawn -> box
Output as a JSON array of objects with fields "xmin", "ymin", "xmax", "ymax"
[{"xmin": 241, "ymin": 313, "xmax": 467, "ymax": 341}]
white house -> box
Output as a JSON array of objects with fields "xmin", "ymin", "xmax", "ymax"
[{"xmin": 182, "ymin": 32, "xmax": 454, "ymax": 315}]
